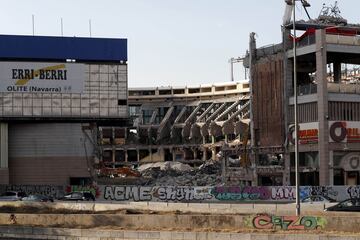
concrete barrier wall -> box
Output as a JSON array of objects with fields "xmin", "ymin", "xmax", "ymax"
[
  {"xmin": 0, "ymin": 213, "xmax": 359, "ymax": 233},
  {"xmin": 0, "ymin": 201, "xmax": 328, "ymax": 215},
  {"xmin": 0, "ymin": 226, "xmax": 359, "ymax": 240},
  {"xmin": 2, "ymin": 184, "xmax": 360, "ymax": 203}
]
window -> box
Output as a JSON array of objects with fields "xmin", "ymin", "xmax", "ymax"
[{"xmin": 118, "ymin": 99, "xmax": 127, "ymax": 105}]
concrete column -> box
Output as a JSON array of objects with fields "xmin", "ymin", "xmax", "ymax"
[
  {"xmin": 252, "ymin": 159, "xmax": 258, "ymax": 186},
  {"xmin": 112, "ymin": 147, "xmax": 115, "ymax": 163},
  {"xmin": 159, "ymin": 147, "xmax": 165, "ymax": 161},
  {"xmin": 283, "ymin": 153, "xmax": 291, "ymax": 186},
  {"xmin": 333, "ymin": 61, "xmax": 341, "ymax": 83},
  {"xmin": 125, "ymin": 149, "xmax": 128, "ymax": 162},
  {"xmin": 149, "ymin": 148, "xmax": 152, "ymax": 161},
  {"xmin": 136, "ymin": 148, "xmax": 140, "ymax": 162},
  {"xmin": 316, "ymin": 29, "xmax": 330, "ymax": 186},
  {"xmin": 329, "ymin": 150, "xmax": 334, "ymax": 186},
  {"xmin": 203, "ymin": 148, "xmax": 208, "ymax": 161},
  {"xmin": 193, "ymin": 148, "xmax": 198, "ymax": 160},
  {"xmin": 172, "ymin": 148, "xmax": 176, "ymax": 161},
  {"xmin": 211, "ymin": 147, "xmax": 216, "ymax": 160}
]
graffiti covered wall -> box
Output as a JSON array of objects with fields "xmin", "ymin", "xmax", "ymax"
[
  {"xmin": 82, "ymin": 185, "xmax": 360, "ymax": 202},
  {"xmin": 0, "ymin": 185, "xmax": 64, "ymax": 198},
  {"xmin": 1, "ymin": 184, "xmax": 360, "ymax": 202},
  {"xmin": 245, "ymin": 215, "xmax": 327, "ymax": 230}
]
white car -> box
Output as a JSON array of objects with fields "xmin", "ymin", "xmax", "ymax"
[{"xmin": 0, "ymin": 191, "xmax": 27, "ymax": 201}]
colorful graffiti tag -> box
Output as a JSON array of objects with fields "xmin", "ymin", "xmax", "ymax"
[
  {"xmin": 245, "ymin": 215, "xmax": 327, "ymax": 230},
  {"xmin": 103, "ymin": 186, "xmax": 212, "ymax": 202},
  {"xmin": 271, "ymin": 187, "xmax": 295, "ymax": 200},
  {"xmin": 154, "ymin": 186, "xmax": 212, "ymax": 201},
  {"xmin": 104, "ymin": 186, "xmax": 152, "ymax": 201},
  {"xmin": 300, "ymin": 186, "xmax": 338, "ymax": 200},
  {"xmin": 2, "ymin": 184, "xmax": 360, "ymax": 202},
  {"xmin": 211, "ymin": 186, "xmax": 270, "ymax": 201},
  {"xmin": 347, "ymin": 186, "xmax": 360, "ymax": 198},
  {"xmin": 4, "ymin": 185, "xmax": 63, "ymax": 198}
]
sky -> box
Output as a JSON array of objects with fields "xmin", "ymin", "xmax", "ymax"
[{"xmin": 0, "ymin": 0, "xmax": 357, "ymax": 87}]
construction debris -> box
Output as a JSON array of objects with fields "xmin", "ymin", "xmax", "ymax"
[
  {"xmin": 140, "ymin": 160, "xmax": 222, "ymax": 186},
  {"xmin": 96, "ymin": 166, "xmax": 141, "ymax": 178},
  {"xmin": 138, "ymin": 162, "xmax": 193, "ymax": 172}
]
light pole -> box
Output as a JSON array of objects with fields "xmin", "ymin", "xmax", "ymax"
[
  {"xmin": 286, "ymin": 0, "xmax": 310, "ymax": 216},
  {"xmin": 292, "ymin": 0, "xmax": 300, "ymax": 217}
]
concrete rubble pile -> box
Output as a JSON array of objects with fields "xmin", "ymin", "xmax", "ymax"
[{"xmin": 138, "ymin": 161, "xmax": 222, "ymax": 186}]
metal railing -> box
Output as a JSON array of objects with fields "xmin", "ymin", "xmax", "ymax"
[{"xmin": 290, "ymin": 82, "xmax": 360, "ymax": 96}]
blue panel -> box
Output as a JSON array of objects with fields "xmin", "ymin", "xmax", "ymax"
[{"xmin": 0, "ymin": 35, "xmax": 127, "ymax": 62}]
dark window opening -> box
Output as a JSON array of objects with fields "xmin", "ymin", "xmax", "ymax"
[
  {"xmin": 70, "ymin": 177, "xmax": 92, "ymax": 186},
  {"xmin": 118, "ymin": 99, "xmax": 127, "ymax": 105}
]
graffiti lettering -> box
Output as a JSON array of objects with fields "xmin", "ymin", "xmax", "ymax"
[
  {"xmin": 154, "ymin": 186, "xmax": 212, "ymax": 201},
  {"xmin": 271, "ymin": 187, "xmax": 295, "ymax": 200},
  {"xmin": 249, "ymin": 215, "xmax": 326, "ymax": 230},
  {"xmin": 211, "ymin": 186, "xmax": 270, "ymax": 201},
  {"xmin": 347, "ymin": 186, "xmax": 360, "ymax": 198},
  {"xmin": 104, "ymin": 186, "xmax": 152, "ymax": 201},
  {"xmin": 2, "ymin": 185, "xmax": 360, "ymax": 203},
  {"xmin": 156, "ymin": 187, "xmax": 193, "ymax": 201},
  {"xmin": 4, "ymin": 185, "xmax": 62, "ymax": 198},
  {"xmin": 310, "ymin": 186, "xmax": 337, "ymax": 198}
]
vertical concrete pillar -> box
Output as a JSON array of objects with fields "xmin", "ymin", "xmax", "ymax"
[
  {"xmin": 329, "ymin": 150, "xmax": 334, "ymax": 186},
  {"xmin": 136, "ymin": 148, "xmax": 140, "ymax": 162},
  {"xmin": 203, "ymin": 148, "xmax": 208, "ymax": 161},
  {"xmin": 252, "ymin": 159, "xmax": 258, "ymax": 186},
  {"xmin": 124, "ymin": 127, "xmax": 128, "ymax": 141},
  {"xmin": 149, "ymin": 147, "xmax": 152, "ymax": 162},
  {"xmin": 333, "ymin": 61, "xmax": 341, "ymax": 83},
  {"xmin": 112, "ymin": 147, "xmax": 115, "ymax": 163},
  {"xmin": 316, "ymin": 29, "xmax": 330, "ymax": 186},
  {"xmin": 172, "ymin": 148, "xmax": 176, "ymax": 161},
  {"xmin": 211, "ymin": 147, "xmax": 216, "ymax": 161},
  {"xmin": 193, "ymin": 148, "xmax": 198, "ymax": 160},
  {"xmin": 159, "ymin": 147, "xmax": 165, "ymax": 161},
  {"xmin": 283, "ymin": 153, "xmax": 291, "ymax": 186},
  {"xmin": 0, "ymin": 123, "xmax": 9, "ymax": 184}
]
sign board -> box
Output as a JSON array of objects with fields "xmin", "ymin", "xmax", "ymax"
[
  {"xmin": 340, "ymin": 153, "xmax": 360, "ymax": 171},
  {"xmin": 329, "ymin": 121, "xmax": 360, "ymax": 143},
  {"xmin": 288, "ymin": 122, "xmax": 319, "ymax": 145},
  {"xmin": 289, "ymin": 121, "xmax": 360, "ymax": 144},
  {"xmin": 0, "ymin": 62, "xmax": 84, "ymax": 93}
]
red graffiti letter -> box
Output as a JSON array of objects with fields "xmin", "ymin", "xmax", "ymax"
[
  {"xmin": 253, "ymin": 215, "xmax": 273, "ymax": 229},
  {"xmin": 284, "ymin": 216, "xmax": 304, "ymax": 230}
]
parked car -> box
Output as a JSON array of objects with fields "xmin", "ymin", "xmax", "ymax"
[
  {"xmin": 325, "ymin": 198, "xmax": 360, "ymax": 212},
  {"xmin": 0, "ymin": 191, "xmax": 27, "ymax": 201},
  {"xmin": 301, "ymin": 195, "xmax": 336, "ymax": 204},
  {"xmin": 22, "ymin": 194, "xmax": 54, "ymax": 202},
  {"xmin": 59, "ymin": 191, "xmax": 95, "ymax": 201}
]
